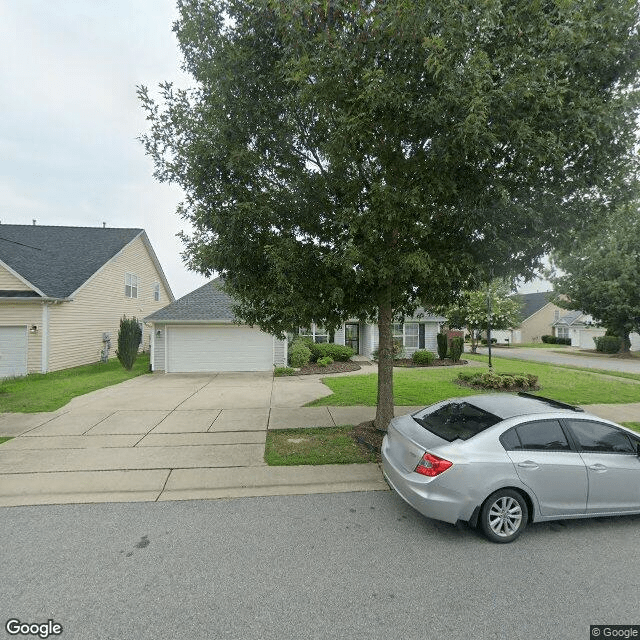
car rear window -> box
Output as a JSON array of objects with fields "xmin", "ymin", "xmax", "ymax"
[{"xmin": 413, "ymin": 402, "xmax": 502, "ymax": 442}]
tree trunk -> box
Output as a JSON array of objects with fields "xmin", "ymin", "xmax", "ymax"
[
  {"xmin": 374, "ymin": 302, "xmax": 395, "ymax": 432},
  {"xmin": 471, "ymin": 329, "xmax": 478, "ymax": 354},
  {"xmin": 620, "ymin": 331, "xmax": 631, "ymax": 353}
]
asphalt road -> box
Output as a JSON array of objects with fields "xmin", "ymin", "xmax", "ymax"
[
  {"xmin": 2, "ymin": 492, "xmax": 639, "ymax": 640},
  {"xmin": 477, "ymin": 347, "xmax": 640, "ymax": 374}
]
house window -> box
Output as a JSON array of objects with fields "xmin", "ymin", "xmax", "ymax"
[
  {"xmin": 556, "ymin": 327, "xmax": 570, "ymax": 339},
  {"xmin": 392, "ymin": 323, "xmax": 404, "ymax": 348},
  {"xmin": 153, "ymin": 283, "xmax": 160, "ymax": 302},
  {"xmin": 125, "ymin": 273, "xmax": 138, "ymax": 299},
  {"xmin": 299, "ymin": 324, "xmax": 328, "ymax": 343},
  {"xmin": 404, "ymin": 323, "xmax": 419, "ymax": 349},
  {"xmin": 554, "ymin": 310, "xmax": 560, "ymax": 321}
]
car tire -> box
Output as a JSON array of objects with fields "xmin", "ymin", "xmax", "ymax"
[{"xmin": 480, "ymin": 489, "xmax": 528, "ymax": 543}]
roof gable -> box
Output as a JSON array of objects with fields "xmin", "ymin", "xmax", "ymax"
[
  {"xmin": 514, "ymin": 291, "xmax": 554, "ymax": 321},
  {"xmin": 0, "ymin": 225, "xmax": 143, "ymax": 298}
]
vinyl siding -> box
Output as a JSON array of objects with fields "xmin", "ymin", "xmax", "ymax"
[
  {"xmin": 152, "ymin": 324, "xmax": 166, "ymax": 372},
  {"xmin": 0, "ymin": 265, "xmax": 33, "ymax": 291},
  {"xmin": 333, "ymin": 325, "xmax": 345, "ymax": 346},
  {"xmin": 274, "ymin": 338, "xmax": 287, "ymax": 367},
  {"xmin": 519, "ymin": 303, "xmax": 566, "ymax": 343},
  {"xmin": 0, "ymin": 302, "xmax": 42, "ymax": 373},
  {"xmin": 47, "ymin": 235, "xmax": 171, "ymax": 372}
]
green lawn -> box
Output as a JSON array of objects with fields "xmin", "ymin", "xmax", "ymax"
[
  {"xmin": 497, "ymin": 342, "xmax": 571, "ymax": 349},
  {"xmin": 623, "ymin": 423, "xmax": 640, "ymax": 433},
  {"xmin": 0, "ymin": 354, "xmax": 150, "ymax": 413},
  {"xmin": 0, "ymin": 437, "xmax": 11, "ymax": 446},
  {"xmin": 309, "ymin": 355, "xmax": 640, "ymax": 407},
  {"xmin": 264, "ymin": 426, "xmax": 376, "ymax": 465}
]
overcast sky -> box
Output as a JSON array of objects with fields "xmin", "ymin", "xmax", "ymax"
[
  {"xmin": 0, "ymin": 1, "xmax": 550, "ymax": 300},
  {"xmin": 0, "ymin": 0, "xmax": 209, "ymax": 299}
]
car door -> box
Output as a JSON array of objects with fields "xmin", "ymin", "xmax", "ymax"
[
  {"xmin": 502, "ymin": 419, "xmax": 588, "ymax": 517},
  {"xmin": 563, "ymin": 419, "xmax": 640, "ymax": 514}
]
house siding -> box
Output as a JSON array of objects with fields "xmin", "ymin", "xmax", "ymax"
[
  {"xmin": 47, "ymin": 235, "xmax": 170, "ymax": 372},
  {"xmin": 0, "ymin": 302, "xmax": 42, "ymax": 373},
  {"xmin": 0, "ymin": 265, "xmax": 33, "ymax": 291},
  {"xmin": 151, "ymin": 324, "xmax": 167, "ymax": 372},
  {"xmin": 518, "ymin": 302, "xmax": 566, "ymax": 343},
  {"xmin": 333, "ymin": 325, "xmax": 345, "ymax": 346},
  {"xmin": 274, "ymin": 338, "xmax": 287, "ymax": 367}
]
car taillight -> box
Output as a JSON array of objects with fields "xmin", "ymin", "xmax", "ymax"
[{"xmin": 415, "ymin": 452, "xmax": 452, "ymax": 477}]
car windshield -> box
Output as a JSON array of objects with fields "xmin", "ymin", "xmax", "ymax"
[{"xmin": 413, "ymin": 402, "xmax": 502, "ymax": 442}]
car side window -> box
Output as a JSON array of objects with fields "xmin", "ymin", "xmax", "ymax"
[
  {"xmin": 565, "ymin": 420, "xmax": 635, "ymax": 454},
  {"xmin": 515, "ymin": 420, "xmax": 571, "ymax": 451},
  {"xmin": 500, "ymin": 428, "xmax": 522, "ymax": 451}
]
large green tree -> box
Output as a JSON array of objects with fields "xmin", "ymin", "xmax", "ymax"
[
  {"xmin": 550, "ymin": 202, "xmax": 640, "ymax": 353},
  {"xmin": 444, "ymin": 282, "xmax": 523, "ymax": 353},
  {"xmin": 139, "ymin": 0, "xmax": 640, "ymax": 429}
]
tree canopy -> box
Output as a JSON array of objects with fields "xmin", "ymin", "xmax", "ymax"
[
  {"xmin": 550, "ymin": 201, "xmax": 640, "ymax": 352},
  {"xmin": 139, "ymin": 0, "xmax": 640, "ymax": 428}
]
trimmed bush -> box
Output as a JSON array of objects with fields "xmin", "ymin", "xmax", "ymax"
[
  {"xmin": 274, "ymin": 367, "xmax": 296, "ymax": 377},
  {"xmin": 594, "ymin": 335, "xmax": 622, "ymax": 354},
  {"xmin": 457, "ymin": 371, "xmax": 538, "ymax": 390},
  {"xmin": 436, "ymin": 333, "xmax": 448, "ymax": 360},
  {"xmin": 289, "ymin": 343, "xmax": 312, "ymax": 368},
  {"xmin": 480, "ymin": 338, "xmax": 497, "ymax": 345},
  {"xmin": 412, "ymin": 350, "xmax": 435, "ymax": 365},
  {"xmin": 541, "ymin": 334, "xmax": 555, "ymax": 343},
  {"xmin": 317, "ymin": 356, "xmax": 334, "ymax": 367},
  {"xmin": 116, "ymin": 316, "xmax": 142, "ymax": 371},
  {"xmin": 309, "ymin": 343, "xmax": 354, "ymax": 362},
  {"xmin": 449, "ymin": 336, "xmax": 464, "ymax": 362}
]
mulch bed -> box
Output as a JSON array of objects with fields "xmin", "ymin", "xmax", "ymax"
[
  {"xmin": 351, "ymin": 420, "xmax": 385, "ymax": 462},
  {"xmin": 295, "ymin": 361, "xmax": 362, "ymax": 375},
  {"xmin": 393, "ymin": 358, "xmax": 469, "ymax": 367}
]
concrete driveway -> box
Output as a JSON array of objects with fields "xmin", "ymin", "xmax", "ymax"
[{"xmin": 0, "ymin": 371, "xmax": 389, "ymax": 507}]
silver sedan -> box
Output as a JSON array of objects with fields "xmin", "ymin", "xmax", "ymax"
[{"xmin": 381, "ymin": 393, "xmax": 640, "ymax": 542}]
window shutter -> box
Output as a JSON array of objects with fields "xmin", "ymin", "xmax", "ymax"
[{"xmin": 419, "ymin": 324, "xmax": 425, "ymax": 349}]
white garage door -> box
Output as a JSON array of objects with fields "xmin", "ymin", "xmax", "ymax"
[
  {"xmin": 0, "ymin": 326, "xmax": 28, "ymax": 378},
  {"xmin": 167, "ymin": 325, "xmax": 274, "ymax": 372}
]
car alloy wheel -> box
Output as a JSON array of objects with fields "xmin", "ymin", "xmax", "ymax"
[{"xmin": 480, "ymin": 489, "xmax": 528, "ymax": 543}]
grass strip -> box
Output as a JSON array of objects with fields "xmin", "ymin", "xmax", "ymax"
[
  {"xmin": 310, "ymin": 355, "xmax": 640, "ymax": 407},
  {"xmin": 0, "ymin": 437, "xmax": 12, "ymax": 446},
  {"xmin": 264, "ymin": 426, "xmax": 377, "ymax": 466},
  {"xmin": 623, "ymin": 423, "xmax": 640, "ymax": 433},
  {"xmin": 0, "ymin": 354, "xmax": 150, "ymax": 413}
]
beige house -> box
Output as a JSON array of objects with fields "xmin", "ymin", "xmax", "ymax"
[
  {"xmin": 0, "ymin": 224, "xmax": 174, "ymax": 377},
  {"xmin": 492, "ymin": 292, "xmax": 566, "ymax": 344}
]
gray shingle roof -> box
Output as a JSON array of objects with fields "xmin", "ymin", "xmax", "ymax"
[
  {"xmin": 514, "ymin": 291, "xmax": 553, "ymax": 321},
  {"xmin": 0, "ymin": 224, "xmax": 143, "ymax": 298},
  {"xmin": 145, "ymin": 280, "xmax": 236, "ymax": 322}
]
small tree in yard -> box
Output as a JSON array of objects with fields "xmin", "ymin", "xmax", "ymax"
[
  {"xmin": 443, "ymin": 282, "xmax": 524, "ymax": 354},
  {"xmin": 139, "ymin": 0, "xmax": 640, "ymax": 430},
  {"xmin": 549, "ymin": 202, "xmax": 640, "ymax": 353},
  {"xmin": 436, "ymin": 333, "xmax": 448, "ymax": 361},
  {"xmin": 116, "ymin": 316, "xmax": 142, "ymax": 371}
]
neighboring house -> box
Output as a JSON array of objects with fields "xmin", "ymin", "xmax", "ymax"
[
  {"xmin": 0, "ymin": 224, "xmax": 173, "ymax": 377},
  {"xmin": 299, "ymin": 309, "xmax": 446, "ymax": 359},
  {"xmin": 145, "ymin": 281, "xmax": 445, "ymax": 372},
  {"xmin": 145, "ymin": 280, "xmax": 288, "ymax": 373},
  {"xmin": 492, "ymin": 292, "xmax": 566, "ymax": 344},
  {"xmin": 552, "ymin": 310, "xmax": 605, "ymax": 348}
]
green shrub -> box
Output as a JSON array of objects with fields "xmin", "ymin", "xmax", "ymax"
[
  {"xmin": 274, "ymin": 367, "xmax": 296, "ymax": 377},
  {"xmin": 457, "ymin": 371, "xmax": 539, "ymax": 390},
  {"xmin": 556, "ymin": 337, "xmax": 571, "ymax": 345},
  {"xmin": 436, "ymin": 333, "xmax": 448, "ymax": 360},
  {"xmin": 449, "ymin": 337, "xmax": 464, "ymax": 362},
  {"xmin": 412, "ymin": 350, "xmax": 435, "ymax": 365},
  {"xmin": 541, "ymin": 334, "xmax": 555, "ymax": 343},
  {"xmin": 317, "ymin": 356, "xmax": 334, "ymax": 367},
  {"xmin": 309, "ymin": 343, "xmax": 354, "ymax": 362},
  {"xmin": 289, "ymin": 343, "xmax": 312, "ymax": 368},
  {"xmin": 594, "ymin": 335, "xmax": 621, "ymax": 353},
  {"xmin": 116, "ymin": 316, "xmax": 142, "ymax": 371},
  {"xmin": 480, "ymin": 338, "xmax": 498, "ymax": 345}
]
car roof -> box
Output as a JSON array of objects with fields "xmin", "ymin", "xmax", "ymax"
[{"xmin": 458, "ymin": 394, "xmax": 581, "ymax": 420}]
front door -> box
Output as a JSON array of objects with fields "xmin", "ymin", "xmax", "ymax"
[{"xmin": 345, "ymin": 323, "xmax": 359, "ymax": 355}]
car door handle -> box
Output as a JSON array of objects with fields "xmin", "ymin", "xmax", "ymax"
[
  {"xmin": 518, "ymin": 461, "xmax": 539, "ymax": 469},
  {"xmin": 588, "ymin": 463, "xmax": 607, "ymax": 472}
]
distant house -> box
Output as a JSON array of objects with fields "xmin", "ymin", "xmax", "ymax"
[
  {"xmin": 492, "ymin": 292, "xmax": 567, "ymax": 344},
  {"xmin": 0, "ymin": 224, "xmax": 173, "ymax": 377},
  {"xmin": 145, "ymin": 281, "xmax": 445, "ymax": 373},
  {"xmin": 552, "ymin": 310, "xmax": 605, "ymax": 348}
]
